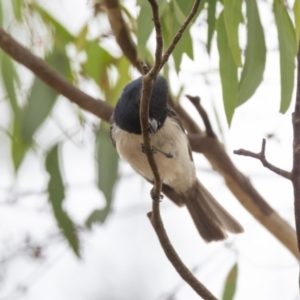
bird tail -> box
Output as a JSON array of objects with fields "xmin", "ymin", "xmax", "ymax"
[
  {"xmin": 182, "ymin": 180, "xmax": 243, "ymax": 242},
  {"xmin": 161, "ymin": 180, "xmax": 243, "ymax": 242}
]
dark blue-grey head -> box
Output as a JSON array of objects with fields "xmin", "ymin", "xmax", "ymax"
[{"xmin": 114, "ymin": 76, "xmax": 169, "ymax": 134}]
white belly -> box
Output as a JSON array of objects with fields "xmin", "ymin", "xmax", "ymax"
[{"xmin": 112, "ymin": 117, "xmax": 196, "ymax": 193}]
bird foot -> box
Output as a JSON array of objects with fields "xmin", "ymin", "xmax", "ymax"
[
  {"xmin": 150, "ymin": 188, "xmax": 164, "ymax": 202},
  {"xmin": 140, "ymin": 144, "xmax": 173, "ymax": 159}
]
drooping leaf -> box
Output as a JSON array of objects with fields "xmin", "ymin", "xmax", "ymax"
[
  {"xmin": 82, "ymin": 40, "xmax": 114, "ymax": 86},
  {"xmin": 207, "ymin": 0, "xmax": 217, "ymax": 54},
  {"xmin": 274, "ymin": 0, "xmax": 297, "ymax": 113},
  {"xmin": 46, "ymin": 42, "xmax": 73, "ymax": 81},
  {"xmin": 217, "ymin": 11, "xmax": 238, "ymax": 125},
  {"xmin": 222, "ymin": 263, "xmax": 238, "ymax": 300},
  {"xmin": 110, "ymin": 56, "xmax": 131, "ymax": 105},
  {"xmin": 160, "ymin": 4, "xmax": 176, "ymax": 48},
  {"xmin": 76, "ymin": 23, "xmax": 88, "ymax": 52},
  {"xmin": 0, "ymin": 0, "xmax": 3, "ymax": 26},
  {"xmin": 11, "ymin": 118, "xmax": 30, "ymax": 171},
  {"xmin": 86, "ymin": 124, "xmax": 119, "ymax": 228},
  {"xmin": 223, "ymin": 0, "xmax": 243, "ymax": 67},
  {"xmin": 0, "ymin": 53, "xmax": 20, "ymax": 117},
  {"xmin": 172, "ymin": 26, "xmax": 194, "ymax": 72},
  {"xmin": 21, "ymin": 44, "xmax": 72, "ymax": 143},
  {"xmin": 174, "ymin": 0, "xmax": 195, "ymax": 17},
  {"xmin": 137, "ymin": 0, "xmax": 154, "ymax": 59},
  {"xmin": 238, "ymin": 0, "xmax": 266, "ymax": 105},
  {"xmin": 34, "ymin": 4, "xmax": 75, "ymax": 47},
  {"xmin": 12, "ymin": 0, "xmax": 23, "ymax": 21},
  {"xmin": 46, "ymin": 144, "xmax": 80, "ymax": 257},
  {"xmin": 294, "ymin": 0, "xmax": 300, "ymax": 48},
  {"xmin": 21, "ymin": 79, "xmax": 57, "ymax": 143}
]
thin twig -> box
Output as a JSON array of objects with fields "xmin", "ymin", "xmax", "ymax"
[
  {"xmin": 186, "ymin": 95, "xmax": 215, "ymax": 137},
  {"xmin": 292, "ymin": 42, "xmax": 300, "ymax": 259},
  {"xmin": 139, "ymin": 0, "xmax": 217, "ymax": 298},
  {"xmin": 148, "ymin": 207, "xmax": 218, "ymax": 300},
  {"xmin": 160, "ymin": 0, "xmax": 201, "ymax": 69},
  {"xmin": 234, "ymin": 139, "xmax": 292, "ymax": 180}
]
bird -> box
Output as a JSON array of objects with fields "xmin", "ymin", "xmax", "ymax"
[{"xmin": 110, "ymin": 75, "xmax": 243, "ymax": 242}]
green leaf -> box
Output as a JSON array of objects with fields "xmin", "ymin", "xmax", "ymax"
[
  {"xmin": 21, "ymin": 44, "xmax": 73, "ymax": 143},
  {"xmin": 238, "ymin": 0, "xmax": 266, "ymax": 105},
  {"xmin": 137, "ymin": 0, "xmax": 154, "ymax": 59},
  {"xmin": 274, "ymin": 0, "xmax": 297, "ymax": 113},
  {"xmin": 217, "ymin": 11, "xmax": 238, "ymax": 125},
  {"xmin": 46, "ymin": 144, "xmax": 80, "ymax": 257},
  {"xmin": 47, "ymin": 43, "xmax": 73, "ymax": 80},
  {"xmin": 82, "ymin": 40, "xmax": 114, "ymax": 85},
  {"xmin": 207, "ymin": 0, "xmax": 217, "ymax": 54},
  {"xmin": 35, "ymin": 5, "xmax": 75, "ymax": 47},
  {"xmin": 110, "ymin": 56, "xmax": 131, "ymax": 105},
  {"xmin": 172, "ymin": 27, "xmax": 193, "ymax": 72},
  {"xmin": 11, "ymin": 118, "xmax": 30, "ymax": 171},
  {"xmin": 21, "ymin": 78, "xmax": 57, "ymax": 143},
  {"xmin": 174, "ymin": 0, "xmax": 195, "ymax": 17},
  {"xmin": 0, "ymin": 0, "xmax": 3, "ymax": 26},
  {"xmin": 76, "ymin": 23, "xmax": 88, "ymax": 52},
  {"xmin": 222, "ymin": 263, "xmax": 238, "ymax": 300},
  {"xmin": 12, "ymin": 0, "xmax": 23, "ymax": 21},
  {"xmin": 294, "ymin": 0, "xmax": 300, "ymax": 48},
  {"xmin": 223, "ymin": 0, "xmax": 243, "ymax": 67},
  {"xmin": 0, "ymin": 53, "xmax": 20, "ymax": 117},
  {"xmin": 86, "ymin": 124, "xmax": 119, "ymax": 228}
]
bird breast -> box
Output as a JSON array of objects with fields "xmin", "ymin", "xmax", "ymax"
[{"xmin": 112, "ymin": 117, "xmax": 196, "ymax": 193}]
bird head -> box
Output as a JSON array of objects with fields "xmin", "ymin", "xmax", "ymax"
[{"xmin": 114, "ymin": 76, "xmax": 169, "ymax": 134}]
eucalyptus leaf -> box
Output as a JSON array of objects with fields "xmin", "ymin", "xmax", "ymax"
[
  {"xmin": 82, "ymin": 40, "xmax": 114, "ymax": 86},
  {"xmin": 207, "ymin": 0, "xmax": 217, "ymax": 54},
  {"xmin": 238, "ymin": 0, "xmax": 266, "ymax": 105},
  {"xmin": 11, "ymin": 119, "xmax": 30, "ymax": 171},
  {"xmin": 137, "ymin": 0, "xmax": 154, "ymax": 59},
  {"xmin": 274, "ymin": 0, "xmax": 297, "ymax": 113},
  {"xmin": 0, "ymin": 53, "xmax": 20, "ymax": 117},
  {"xmin": 217, "ymin": 11, "xmax": 238, "ymax": 125},
  {"xmin": 85, "ymin": 124, "xmax": 119, "ymax": 228},
  {"xmin": 35, "ymin": 4, "xmax": 75, "ymax": 47},
  {"xmin": 46, "ymin": 144, "xmax": 80, "ymax": 257},
  {"xmin": 294, "ymin": 0, "xmax": 300, "ymax": 48},
  {"xmin": 21, "ymin": 78, "xmax": 57, "ymax": 143},
  {"xmin": 223, "ymin": 0, "xmax": 243, "ymax": 67},
  {"xmin": 76, "ymin": 23, "xmax": 88, "ymax": 52},
  {"xmin": 0, "ymin": 0, "xmax": 3, "ymax": 26},
  {"xmin": 12, "ymin": 0, "xmax": 23, "ymax": 21},
  {"xmin": 174, "ymin": 0, "xmax": 195, "ymax": 17},
  {"xmin": 222, "ymin": 263, "xmax": 238, "ymax": 300}
]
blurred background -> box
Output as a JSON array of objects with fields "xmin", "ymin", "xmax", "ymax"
[{"xmin": 0, "ymin": 0, "xmax": 299, "ymax": 299}]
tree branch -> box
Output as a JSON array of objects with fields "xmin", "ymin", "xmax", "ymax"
[
  {"xmin": 138, "ymin": 1, "xmax": 217, "ymax": 298},
  {"xmin": 0, "ymin": 27, "xmax": 113, "ymax": 122},
  {"xmin": 0, "ymin": 22, "xmax": 298, "ymax": 259},
  {"xmin": 147, "ymin": 209, "xmax": 217, "ymax": 300},
  {"xmin": 186, "ymin": 95, "xmax": 215, "ymax": 137},
  {"xmin": 234, "ymin": 139, "xmax": 292, "ymax": 180}
]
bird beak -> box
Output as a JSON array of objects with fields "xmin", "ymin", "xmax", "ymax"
[{"xmin": 148, "ymin": 118, "xmax": 158, "ymax": 134}]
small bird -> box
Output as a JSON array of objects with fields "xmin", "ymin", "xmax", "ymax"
[{"xmin": 110, "ymin": 76, "xmax": 243, "ymax": 242}]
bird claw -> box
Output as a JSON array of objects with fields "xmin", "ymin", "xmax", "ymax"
[
  {"xmin": 140, "ymin": 144, "xmax": 157, "ymax": 154},
  {"xmin": 151, "ymin": 188, "xmax": 164, "ymax": 202},
  {"xmin": 140, "ymin": 144, "xmax": 173, "ymax": 159}
]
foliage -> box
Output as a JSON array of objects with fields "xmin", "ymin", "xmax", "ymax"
[{"xmin": 0, "ymin": 0, "xmax": 298, "ymax": 260}]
